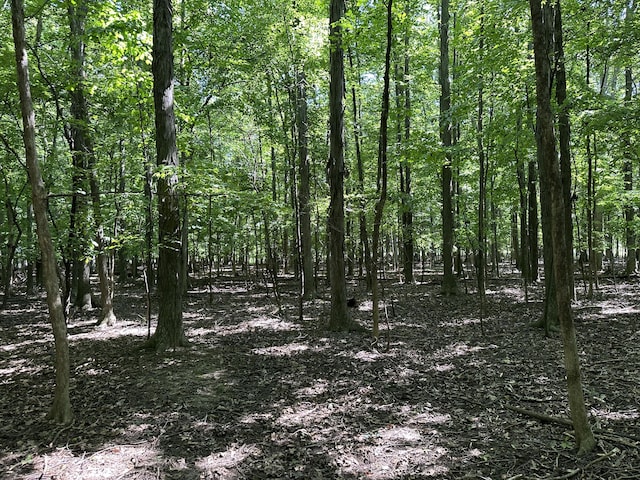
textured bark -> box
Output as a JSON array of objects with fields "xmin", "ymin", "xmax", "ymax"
[
  {"xmin": 439, "ymin": 0, "xmax": 457, "ymax": 295},
  {"xmin": 529, "ymin": 0, "xmax": 595, "ymax": 455},
  {"xmin": 149, "ymin": 0, "xmax": 187, "ymax": 350},
  {"xmin": 11, "ymin": 0, "xmax": 72, "ymax": 424},
  {"xmin": 623, "ymin": 66, "xmax": 636, "ymax": 274},
  {"xmin": 371, "ymin": 0, "xmax": 393, "ymax": 338},
  {"xmin": 297, "ymin": 71, "xmax": 314, "ymax": 299},
  {"xmin": 327, "ymin": 0, "xmax": 350, "ymax": 331},
  {"xmin": 554, "ymin": 2, "xmax": 574, "ymax": 297},
  {"xmin": 477, "ymin": 11, "xmax": 486, "ymax": 319},
  {"xmin": 68, "ymin": 0, "xmax": 116, "ymax": 326},
  {"xmin": 400, "ymin": 21, "xmax": 413, "ymax": 284},
  {"xmin": 348, "ymin": 50, "xmax": 372, "ymax": 290}
]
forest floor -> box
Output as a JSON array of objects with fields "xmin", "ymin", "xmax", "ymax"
[{"xmin": 0, "ymin": 269, "xmax": 639, "ymax": 479}]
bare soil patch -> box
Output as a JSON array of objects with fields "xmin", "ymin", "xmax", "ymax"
[{"xmin": 1, "ymin": 274, "xmax": 639, "ymax": 479}]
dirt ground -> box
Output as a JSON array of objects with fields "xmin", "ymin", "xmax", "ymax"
[{"xmin": 0, "ymin": 272, "xmax": 639, "ymax": 479}]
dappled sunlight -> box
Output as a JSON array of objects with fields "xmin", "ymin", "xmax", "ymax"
[
  {"xmin": 295, "ymin": 379, "xmax": 329, "ymax": 398},
  {"xmin": 195, "ymin": 443, "xmax": 261, "ymax": 479},
  {"xmin": 591, "ymin": 408, "xmax": 640, "ymax": 422},
  {"xmin": 213, "ymin": 315, "xmax": 301, "ymax": 336},
  {"xmin": 252, "ymin": 342, "xmax": 310, "ymax": 356},
  {"xmin": 27, "ymin": 443, "xmax": 161, "ymax": 480},
  {"xmin": 439, "ymin": 317, "xmax": 481, "ymax": 327},
  {"xmin": 431, "ymin": 341, "xmax": 488, "ymax": 361},
  {"xmin": 276, "ymin": 401, "xmax": 335, "ymax": 428},
  {"xmin": 337, "ymin": 424, "xmax": 449, "ymax": 479}
]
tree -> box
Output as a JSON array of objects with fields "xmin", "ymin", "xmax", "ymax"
[
  {"xmin": 327, "ymin": 0, "xmax": 351, "ymax": 331},
  {"xmin": 147, "ymin": 0, "xmax": 187, "ymax": 350},
  {"xmin": 11, "ymin": 0, "xmax": 72, "ymax": 424},
  {"xmin": 529, "ymin": 0, "xmax": 595, "ymax": 455},
  {"xmin": 439, "ymin": 0, "xmax": 457, "ymax": 295},
  {"xmin": 67, "ymin": 0, "xmax": 116, "ymax": 326},
  {"xmin": 371, "ymin": 0, "xmax": 393, "ymax": 338}
]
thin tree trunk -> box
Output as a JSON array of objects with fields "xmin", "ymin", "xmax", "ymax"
[
  {"xmin": 11, "ymin": 0, "xmax": 72, "ymax": 424},
  {"xmin": 477, "ymin": 7, "xmax": 486, "ymax": 331},
  {"xmin": 529, "ymin": 0, "xmax": 595, "ymax": 454},
  {"xmin": 371, "ymin": 0, "xmax": 393, "ymax": 339},
  {"xmin": 623, "ymin": 66, "xmax": 636, "ymax": 274},
  {"xmin": 348, "ymin": 49, "xmax": 373, "ymax": 290},
  {"xmin": 439, "ymin": 0, "xmax": 457, "ymax": 295},
  {"xmin": 297, "ymin": 70, "xmax": 315, "ymax": 299}
]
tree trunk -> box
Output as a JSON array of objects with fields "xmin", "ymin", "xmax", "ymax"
[
  {"xmin": 529, "ymin": 0, "xmax": 595, "ymax": 455},
  {"xmin": 148, "ymin": 0, "xmax": 186, "ymax": 350},
  {"xmin": 68, "ymin": 0, "xmax": 116, "ymax": 326},
  {"xmin": 348, "ymin": 49, "xmax": 373, "ymax": 290},
  {"xmin": 297, "ymin": 70, "xmax": 315, "ymax": 299},
  {"xmin": 11, "ymin": 0, "xmax": 72, "ymax": 424},
  {"xmin": 554, "ymin": 1, "xmax": 574, "ymax": 298},
  {"xmin": 477, "ymin": 10, "xmax": 486, "ymax": 324},
  {"xmin": 327, "ymin": 0, "xmax": 350, "ymax": 331},
  {"xmin": 371, "ymin": 0, "xmax": 393, "ymax": 339},
  {"xmin": 439, "ymin": 0, "xmax": 457, "ymax": 295},
  {"xmin": 623, "ymin": 66, "xmax": 636, "ymax": 274},
  {"xmin": 400, "ymin": 17, "xmax": 414, "ymax": 284}
]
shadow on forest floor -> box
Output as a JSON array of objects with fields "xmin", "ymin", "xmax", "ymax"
[{"xmin": 0, "ymin": 273, "xmax": 639, "ymax": 479}]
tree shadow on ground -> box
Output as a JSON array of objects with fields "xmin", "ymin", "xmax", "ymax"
[{"xmin": 1, "ymin": 275, "xmax": 639, "ymax": 479}]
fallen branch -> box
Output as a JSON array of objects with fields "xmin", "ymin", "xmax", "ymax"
[{"xmin": 505, "ymin": 404, "xmax": 640, "ymax": 448}]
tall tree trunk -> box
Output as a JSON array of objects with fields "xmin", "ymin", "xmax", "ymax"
[
  {"xmin": 11, "ymin": 0, "xmax": 72, "ymax": 424},
  {"xmin": 297, "ymin": 70, "xmax": 315, "ymax": 299},
  {"xmin": 399, "ymin": 14, "xmax": 414, "ymax": 284},
  {"xmin": 529, "ymin": 0, "xmax": 595, "ymax": 455},
  {"xmin": 371, "ymin": 0, "xmax": 393, "ymax": 339},
  {"xmin": 148, "ymin": 0, "xmax": 186, "ymax": 350},
  {"xmin": 477, "ymin": 7, "xmax": 487, "ymax": 325},
  {"xmin": 439, "ymin": 0, "xmax": 457, "ymax": 295},
  {"xmin": 327, "ymin": 0, "xmax": 350, "ymax": 330},
  {"xmin": 554, "ymin": 1, "xmax": 574, "ymax": 298},
  {"xmin": 68, "ymin": 0, "xmax": 116, "ymax": 326},
  {"xmin": 623, "ymin": 66, "xmax": 636, "ymax": 274},
  {"xmin": 348, "ymin": 49, "xmax": 373, "ymax": 290}
]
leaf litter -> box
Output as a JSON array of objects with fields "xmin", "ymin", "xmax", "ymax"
[{"xmin": 0, "ymin": 274, "xmax": 638, "ymax": 479}]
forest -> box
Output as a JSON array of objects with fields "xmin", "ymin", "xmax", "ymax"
[{"xmin": 1, "ymin": 0, "xmax": 639, "ymax": 478}]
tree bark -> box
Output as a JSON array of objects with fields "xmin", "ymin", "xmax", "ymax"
[
  {"xmin": 68, "ymin": 0, "xmax": 116, "ymax": 326},
  {"xmin": 439, "ymin": 0, "xmax": 457, "ymax": 295},
  {"xmin": 148, "ymin": 0, "xmax": 187, "ymax": 350},
  {"xmin": 297, "ymin": 70, "xmax": 315, "ymax": 299},
  {"xmin": 371, "ymin": 0, "xmax": 393, "ymax": 338},
  {"xmin": 11, "ymin": 0, "xmax": 72, "ymax": 424},
  {"xmin": 327, "ymin": 0, "xmax": 350, "ymax": 331},
  {"xmin": 529, "ymin": 0, "xmax": 595, "ymax": 455},
  {"xmin": 623, "ymin": 66, "xmax": 636, "ymax": 274}
]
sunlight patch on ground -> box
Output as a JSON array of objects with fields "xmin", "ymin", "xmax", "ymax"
[
  {"xmin": 0, "ymin": 357, "xmax": 45, "ymax": 377},
  {"xmin": 0, "ymin": 337, "xmax": 50, "ymax": 353},
  {"xmin": 252, "ymin": 342, "xmax": 310, "ymax": 356},
  {"xmin": 295, "ymin": 379, "xmax": 329, "ymax": 398},
  {"xmin": 196, "ymin": 443, "xmax": 261, "ymax": 479},
  {"xmin": 26, "ymin": 443, "xmax": 160, "ymax": 480},
  {"xmin": 337, "ymin": 425, "xmax": 449, "ymax": 479},
  {"xmin": 431, "ymin": 363, "xmax": 455, "ymax": 372},
  {"xmin": 70, "ymin": 322, "xmax": 147, "ymax": 342},
  {"xmin": 214, "ymin": 316, "xmax": 301, "ymax": 336},
  {"xmin": 276, "ymin": 402, "xmax": 334, "ymax": 427},
  {"xmin": 599, "ymin": 301, "xmax": 640, "ymax": 316},
  {"xmin": 431, "ymin": 342, "xmax": 486, "ymax": 361},
  {"xmin": 439, "ymin": 317, "xmax": 480, "ymax": 327},
  {"xmin": 591, "ymin": 408, "xmax": 639, "ymax": 422}
]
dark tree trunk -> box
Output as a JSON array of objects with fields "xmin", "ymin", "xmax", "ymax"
[
  {"xmin": 148, "ymin": 0, "xmax": 186, "ymax": 350},
  {"xmin": 399, "ymin": 18, "xmax": 413, "ymax": 284},
  {"xmin": 297, "ymin": 70, "xmax": 315, "ymax": 299},
  {"xmin": 348, "ymin": 49, "xmax": 372, "ymax": 290},
  {"xmin": 371, "ymin": 0, "xmax": 393, "ymax": 338},
  {"xmin": 554, "ymin": 1, "xmax": 574, "ymax": 298},
  {"xmin": 439, "ymin": 0, "xmax": 457, "ymax": 295},
  {"xmin": 624, "ymin": 66, "xmax": 636, "ymax": 274},
  {"xmin": 327, "ymin": 0, "xmax": 350, "ymax": 331},
  {"xmin": 529, "ymin": 0, "xmax": 595, "ymax": 455},
  {"xmin": 11, "ymin": 0, "xmax": 72, "ymax": 424}
]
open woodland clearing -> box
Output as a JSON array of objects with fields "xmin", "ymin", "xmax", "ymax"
[{"xmin": 1, "ymin": 272, "xmax": 639, "ymax": 480}]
